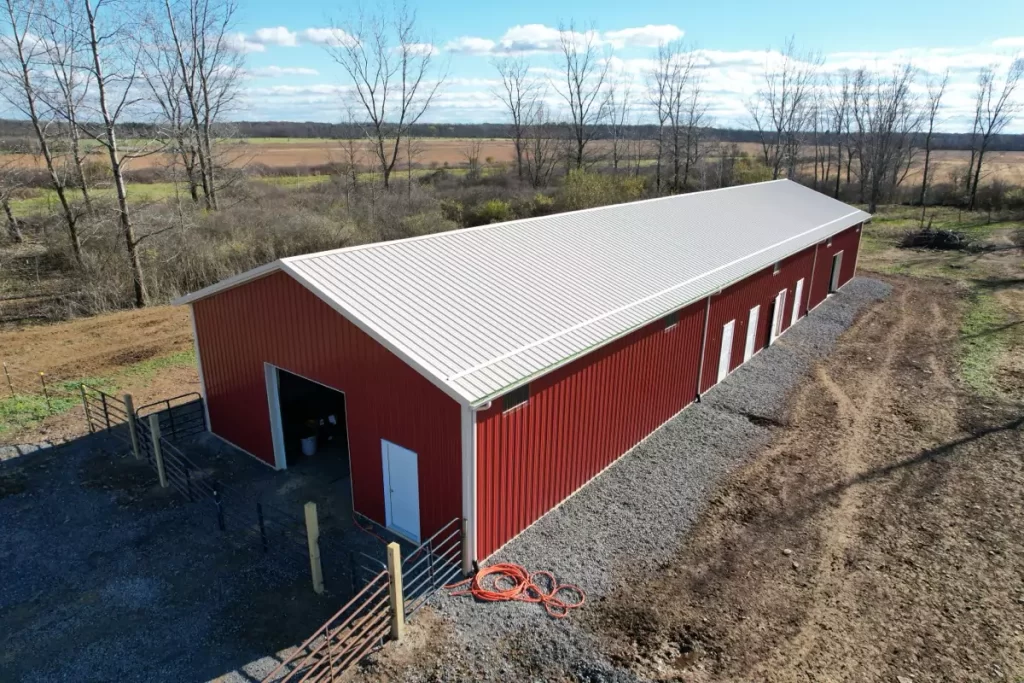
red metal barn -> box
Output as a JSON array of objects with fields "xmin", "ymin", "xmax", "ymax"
[{"xmin": 176, "ymin": 180, "xmax": 869, "ymax": 569}]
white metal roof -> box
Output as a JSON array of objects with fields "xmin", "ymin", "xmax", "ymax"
[{"xmin": 177, "ymin": 179, "xmax": 870, "ymax": 406}]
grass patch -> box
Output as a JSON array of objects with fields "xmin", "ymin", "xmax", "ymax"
[
  {"xmin": 0, "ymin": 351, "xmax": 194, "ymax": 437},
  {"xmin": 958, "ymin": 291, "xmax": 1012, "ymax": 395},
  {"xmin": 118, "ymin": 349, "xmax": 195, "ymax": 382}
]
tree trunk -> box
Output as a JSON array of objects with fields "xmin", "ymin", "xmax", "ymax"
[
  {"xmin": 86, "ymin": 0, "xmax": 146, "ymax": 307},
  {"xmin": 3, "ymin": 199, "xmax": 22, "ymax": 242},
  {"xmin": 968, "ymin": 145, "xmax": 986, "ymax": 210}
]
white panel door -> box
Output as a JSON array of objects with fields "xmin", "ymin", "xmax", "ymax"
[
  {"xmin": 717, "ymin": 320, "xmax": 735, "ymax": 382},
  {"xmin": 769, "ymin": 290, "xmax": 787, "ymax": 343},
  {"xmin": 381, "ymin": 440, "xmax": 421, "ymax": 542},
  {"xmin": 744, "ymin": 305, "xmax": 760, "ymax": 362},
  {"xmin": 791, "ymin": 279, "xmax": 804, "ymax": 326}
]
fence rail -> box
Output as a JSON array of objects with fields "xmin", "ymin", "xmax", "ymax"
[
  {"xmin": 262, "ymin": 570, "xmax": 392, "ymax": 683},
  {"xmin": 401, "ymin": 518, "xmax": 463, "ymax": 619},
  {"xmin": 81, "ymin": 385, "xmax": 131, "ymax": 443},
  {"xmin": 135, "ymin": 393, "xmax": 205, "ymax": 441}
]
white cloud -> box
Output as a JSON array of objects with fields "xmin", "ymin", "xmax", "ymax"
[
  {"xmin": 444, "ymin": 36, "xmax": 496, "ymax": 55},
  {"xmin": 496, "ymin": 24, "xmax": 567, "ymax": 53},
  {"xmin": 602, "ymin": 25, "xmax": 684, "ymax": 49},
  {"xmin": 300, "ymin": 27, "xmax": 358, "ymax": 48},
  {"xmin": 993, "ymin": 36, "xmax": 1024, "ymax": 48},
  {"xmin": 225, "ymin": 33, "xmax": 265, "ymax": 53},
  {"xmin": 248, "ymin": 66, "xmax": 320, "ymax": 77},
  {"xmin": 405, "ymin": 42, "xmax": 436, "ymax": 57},
  {"xmin": 252, "ymin": 26, "xmax": 299, "ymax": 47}
]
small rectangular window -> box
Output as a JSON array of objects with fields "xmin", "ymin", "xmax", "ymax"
[
  {"xmin": 773, "ymin": 262, "xmax": 781, "ymax": 275},
  {"xmin": 664, "ymin": 310, "xmax": 679, "ymax": 330},
  {"xmin": 503, "ymin": 384, "xmax": 529, "ymax": 412}
]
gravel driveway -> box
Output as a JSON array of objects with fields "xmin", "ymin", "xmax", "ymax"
[{"xmin": 357, "ymin": 277, "xmax": 892, "ymax": 683}]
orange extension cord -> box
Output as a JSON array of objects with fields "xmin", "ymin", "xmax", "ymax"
[{"xmin": 447, "ymin": 563, "xmax": 586, "ymax": 619}]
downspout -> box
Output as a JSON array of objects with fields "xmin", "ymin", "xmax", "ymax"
[
  {"xmin": 188, "ymin": 304, "xmax": 211, "ymax": 432},
  {"xmin": 694, "ymin": 295, "xmax": 712, "ymax": 402},
  {"xmin": 460, "ymin": 404, "xmax": 478, "ymax": 575}
]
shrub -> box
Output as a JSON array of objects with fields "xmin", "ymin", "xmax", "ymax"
[
  {"xmin": 562, "ymin": 169, "xmax": 646, "ymax": 211},
  {"xmin": 470, "ymin": 198, "xmax": 513, "ymax": 225},
  {"xmin": 439, "ymin": 198, "xmax": 463, "ymax": 224}
]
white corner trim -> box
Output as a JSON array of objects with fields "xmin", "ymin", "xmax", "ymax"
[
  {"xmin": 460, "ymin": 404, "xmax": 478, "ymax": 573},
  {"xmin": 188, "ymin": 305, "xmax": 211, "ymax": 433}
]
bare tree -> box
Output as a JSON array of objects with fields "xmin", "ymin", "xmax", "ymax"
[
  {"xmin": 826, "ymin": 71, "xmax": 852, "ymax": 198},
  {"xmin": 850, "ymin": 63, "xmax": 921, "ymax": 213},
  {"xmin": 648, "ymin": 41, "xmax": 694, "ymax": 192},
  {"xmin": 79, "ymin": 0, "xmax": 148, "ymax": 306},
  {"xmin": 747, "ymin": 37, "xmax": 822, "ymax": 179},
  {"xmin": 462, "ymin": 138, "xmax": 483, "ymax": 179},
  {"xmin": 606, "ymin": 75, "xmax": 632, "ymax": 171},
  {"xmin": 327, "ymin": 3, "xmax": 445, "ymax": 190},
  {"xmin": 141, "ymin": 8, "xmax": 201, "ymax": 203},
  {"xmin": 679, "ymin": 70, "xmax": 709, "ymax": 190},
  {"xmin": 162, "ymin": 0, "xmax": 242, "ymax": 209},
  {"xmin": 965, "ymin": 57, "xmax": 1023, "ymax": 210},
  {"xmin": 38, "ymin": 0, "xmax": 93, "ymax": 211},
  {"xmin": 493, "ymin": 56, "xmax": 537, "ymax": 180},
  {"xmin": 918, "ymin": 70, "xmax": 949, "ymax": 222},
  {"xmin": 554, "ymin": 21, "xmax": 610, "ymax": 170},
  {"xmin": 0, "ymin": 0, "xmax": 83, "ymax": 263},
  {"xmin": 522, "ymin": 100, "xmax": 558, "ymax": 188}
]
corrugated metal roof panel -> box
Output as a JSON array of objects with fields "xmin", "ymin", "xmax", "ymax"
[{"xmin": 177, "ymin": 180, "xmax": 870, "ymax": 405}]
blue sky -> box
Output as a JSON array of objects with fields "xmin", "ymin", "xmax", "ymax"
[{"xmin": 231, "ymin": 0, "xmax": 1024, "ymax": 130}]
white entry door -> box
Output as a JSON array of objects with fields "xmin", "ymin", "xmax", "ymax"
[
  {"xmin": 381, "ymin": 440, "xmax": 421, "ymax": 542},
  {"xmin": 769, "ymin": 289, "xmax": 787, "ymax": 343},
  {"xmin": 791, "ymin": 279, "xmax": 804, "ymax": 326},
  {"xmin": 744, "ymin": 305, "xmax": 760, "ymax": 362},
  {"xmin": 717, "ymin": 320, "xmax": 735, "ymax": 382}
]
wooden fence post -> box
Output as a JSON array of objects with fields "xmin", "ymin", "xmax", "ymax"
[
  {"xmin": 123, "ymin": 394, "xmax": 141, "ymax": 460},
  {"xmin": 304, "ymin": 502, "xmax": 324, "ymax": 595},
  {"xmin": 3, "ymin": 362, "xmax": 13, "ymax": 396},
  {"xmin": 148, "ymin": 415, "xmax": 168, "ymax": 488},
  {"xmin": 80, "ymin": 385, "xmax": 94, "ymax": 434},
  {"xmin": 387, "ymin": 542, "xmax": 406, "ymax": 642}
]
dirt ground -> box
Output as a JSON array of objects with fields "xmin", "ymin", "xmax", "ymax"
[
  {"xmin": 0, "ymin": 304, "xmax": 191, "ymax": 377},
  {"xmin": 591, "ymin": 275, "xmax": 1024, "ymax": 682}
]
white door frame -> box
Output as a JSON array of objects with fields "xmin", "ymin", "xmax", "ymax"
[
  {"xmin": 769, "ymin": 289, "xmax": 787, "ymax": 343},
  {"xmin": 264, "ymin": 363, "xmax": 288, "ymax": 471},
  {"xmin": 265, "ymin": 363, "xmax": 352, "ymax": 474},
  {"xmin": 830, "ymin": 251, "xmax": 844, "ymax": 293},
  {"xmin": 381, "ymin": 440, "xmax": 421, "ymax": 543},
  {"xmin": 744, "ymin": 305, "xmax": 760, "ymax": 362},
  {"xmin": 791, "ymin": 278, "xmax": 805, "ymax": 326},
  {"xmin": 717, "ymin": 320, "xmax": 735, "ymax": 382}
]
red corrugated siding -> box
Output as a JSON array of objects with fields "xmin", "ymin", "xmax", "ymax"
[
  {"xmin": 698, "ymin": 245, "xmax": 818, "ymax": 393},
  {"xmin": 192, "ymin": 271, "xmax": 462, "ymax": 537},
  {"xmin": 808, "ymin": 224, "xmax": 862, "ymax": 310},
  {"xmin": 475, "ymin": 300, "xmax": 706, "ymax": 559}
]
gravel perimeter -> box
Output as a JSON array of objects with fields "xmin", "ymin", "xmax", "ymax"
[{"xmin": 421, "ymin": 277, "xmax": 893, "ymax": 682}]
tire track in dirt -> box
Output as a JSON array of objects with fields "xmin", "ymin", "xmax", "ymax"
[{"xmin": 756, "ymin": 288, "xmax": 914, "ymax": 676}]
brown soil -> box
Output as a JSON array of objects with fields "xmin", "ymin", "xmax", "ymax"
[
  {"xmin": 5, "ymin": 141, "xmax": 1023, "ymax": 182},
  {"xmin": 0, "ymin": 304, "xmax": 191, "ymax": 379},
  {"xmin": 0, "ymin": 305, "xmax": 198, "ymax": 445},
  {"xmin": 592, "ymin": 276, "xmax": 1024, "ymax": 682}
]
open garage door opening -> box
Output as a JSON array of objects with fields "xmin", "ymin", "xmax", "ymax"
[{"xmin": 268, "ymin": 366, "xmax": 350, "ymax": 474}]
